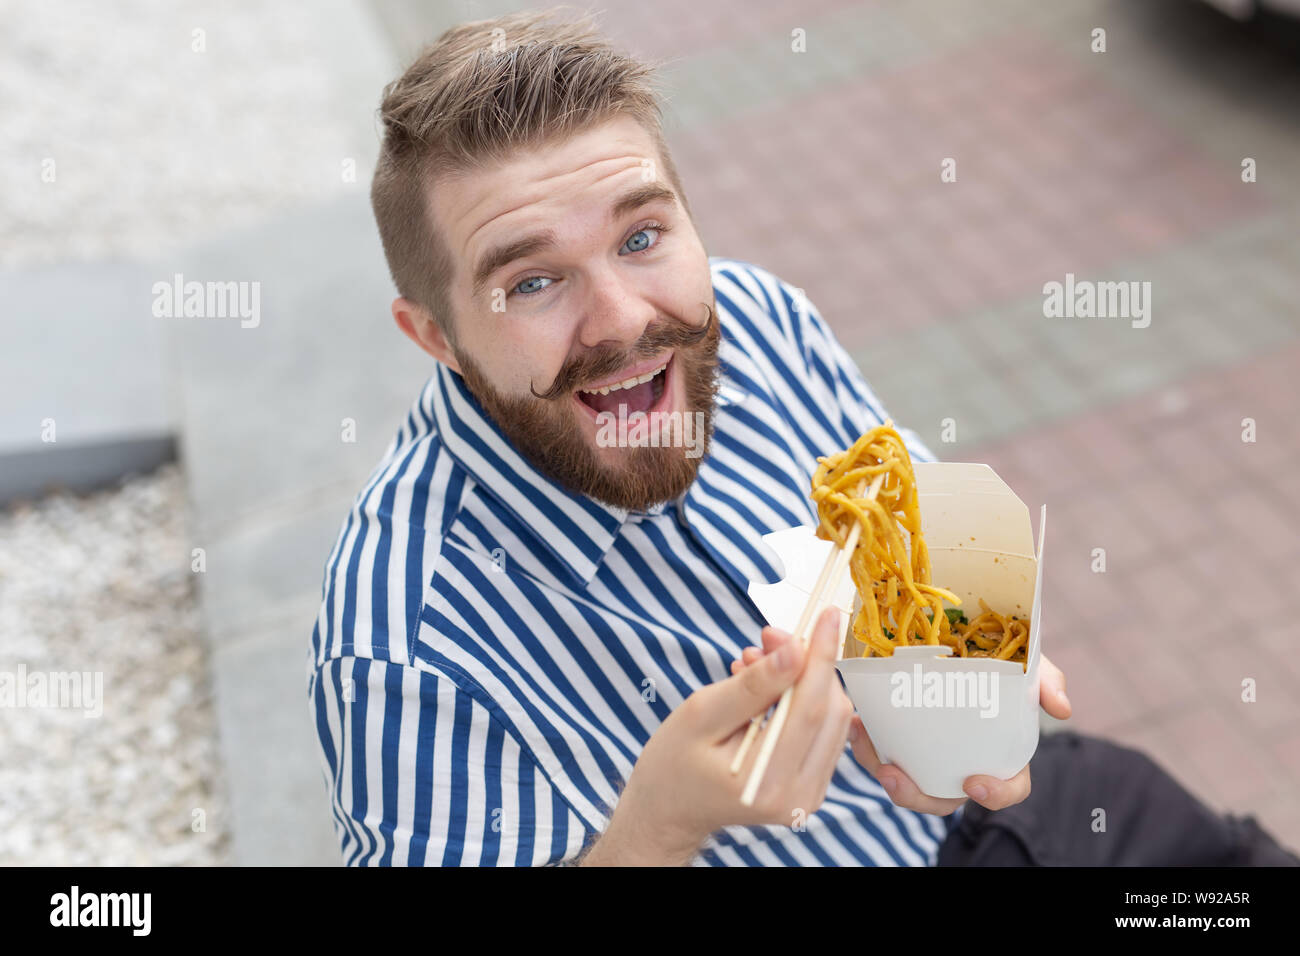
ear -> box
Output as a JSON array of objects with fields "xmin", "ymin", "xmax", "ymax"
[{"xmin": 392, "ymin": 297, "xmax": 460, "ymax": 373}]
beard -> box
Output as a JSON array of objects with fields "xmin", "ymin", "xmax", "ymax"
[{"xmin": 453, "ymin": 302, "xmax": 722, "ymax": 512}]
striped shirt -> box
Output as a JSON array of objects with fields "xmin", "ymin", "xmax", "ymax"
[{"xmin": 307, "ymin": 257, "xmax": 964, "ymax": 866}]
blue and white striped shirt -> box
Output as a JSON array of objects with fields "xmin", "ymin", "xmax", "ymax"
[{"xmin": 308, "ymin": 257, "xmax": 963, "ymax": 866}]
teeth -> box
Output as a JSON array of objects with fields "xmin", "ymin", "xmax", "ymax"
[{"xmin": 581, "ymin": 362, "xmax": 667, "ymax": 396}]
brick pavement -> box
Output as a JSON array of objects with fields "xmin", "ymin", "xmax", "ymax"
[
  {"xmin": 969, "ymin": 342, "xmax": 1300, "ymax": 848},
  {"xmin": 619, "ymin": 0, "xmax": 1300, "ymax": 852}
]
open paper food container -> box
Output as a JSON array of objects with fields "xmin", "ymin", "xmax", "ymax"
[{"xmin": 747, "ymin": 462, "xmax": 1047, "ymax": 799}]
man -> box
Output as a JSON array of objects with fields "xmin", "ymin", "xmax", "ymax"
[{"xmin": 308, "ymin": 9, "xmax": 1297, "ymax": 866}]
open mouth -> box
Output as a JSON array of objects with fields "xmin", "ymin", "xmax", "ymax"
[{"xmin": 575, "ymin": 354, "xmax": 671, "ymax": 417}]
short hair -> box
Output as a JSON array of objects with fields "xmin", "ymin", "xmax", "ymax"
[{"xmin": 370, "ymin": 5, "xmax": 691, "ymax": 341}]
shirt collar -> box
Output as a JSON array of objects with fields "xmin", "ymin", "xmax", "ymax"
[{"xmin": 427, "ymin": 358, "xmax": 746, "ymax": 588}]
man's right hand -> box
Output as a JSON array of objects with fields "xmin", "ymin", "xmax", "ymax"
[{"xmin": 582, "ymin": 607, "xmax": 854, "ymax": 866}]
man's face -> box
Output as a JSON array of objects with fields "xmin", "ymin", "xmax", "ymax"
[{"xmin": 424, "ymin": 115, "xmax": 720, "ymax": 511}]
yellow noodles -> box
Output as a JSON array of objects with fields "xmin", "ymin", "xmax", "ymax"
[{"xmin": 811, "ymin": 424, "xmax": 1029, "ymax": 671}]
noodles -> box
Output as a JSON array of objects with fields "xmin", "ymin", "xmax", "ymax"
[{"xmin": 811, "ymin": 424, "xmax": 1030, "ymax": 671}]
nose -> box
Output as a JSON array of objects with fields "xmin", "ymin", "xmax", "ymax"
[{"xmin": 575, "ymin": 264, "xmax": 658, "ymax": 352}]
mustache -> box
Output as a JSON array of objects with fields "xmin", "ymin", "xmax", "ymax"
[{"xmin": 529, "ymin": 304, "xmax": 716, "ymax": 401}]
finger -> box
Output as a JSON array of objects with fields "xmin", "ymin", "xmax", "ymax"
[
  {"xmin": 1038, "ymin": 653, "xmax": 1071, "ymax": 719},
  {"xmin": 733, "ymin": 635, "xmax": 787, "ymax": 675},
  {"xmin": 877, "ymin": 763, "xmax": 967, "ymax": 816},
  {"xmin": 963, "ymin": 764, "xmax": 1031, "ymax": 812},
  {"xmin": 847, "ymin": 715, "xmax": 882, "ymax": 775},
  {"xmin": 798, "ymin": 607, "xmax": 840, "ymax": 674},
  {"xmin": 731, "ymin": 646, "xmax": 764, "ymax": 675},
  {"xmin": 798, "ymin": 687, "xmax": 854, "ymax": 807},
  {"xmin": 699, "ymin": 633, "xmax": 804, "ymax": 737},
  {"xmin": 753, "ymin": 610, "xmax": 845, "ymax": 795},
  {"xmin": 760, "ymin": 627, "xmax": 791, "ymax": 657},
  {"xmin": 720, "ymin": 718, "xmax": 753, "ymax": 750}
]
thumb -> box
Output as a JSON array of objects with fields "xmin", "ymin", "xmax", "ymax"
[
  {"xmin": 810, "ymin": 606, "xmax": 842, "ymax": 660},
  {"xmin": 702, "ymin": 632, "xmax": 804, "ymax": 737}
]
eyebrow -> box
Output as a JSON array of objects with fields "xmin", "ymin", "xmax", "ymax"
[{"xmin": 470, "ymin": 182, "xmax": 679, "ymax": 297}]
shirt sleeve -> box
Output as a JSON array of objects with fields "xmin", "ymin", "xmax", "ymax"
[
  {"xmin": 726, "ymin": 259, "xmax": 938, "ymax": 464},
  {"xmin": 308, "ymin": 654, "xmax": 593, "ymax": 866}
]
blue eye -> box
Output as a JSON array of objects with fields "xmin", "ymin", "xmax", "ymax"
[
  {"xmin": 621, "ymin": 226, "xmax": 660, "ymax": 254},
  {"xmin": 509, "ymin": 222, "xmax": 669, "ymax": 297},
  {"xmin": 513, "ymin": 275, "xmax": 552, "ymax": 296}
]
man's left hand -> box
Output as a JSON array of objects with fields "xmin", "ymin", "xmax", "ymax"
[{"xmin": 730, "ymin": 640, "xmax": 1072, "ymax": 816}]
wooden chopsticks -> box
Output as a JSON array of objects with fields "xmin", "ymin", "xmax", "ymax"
[{"xmin": 731, "ymin": 469, "xmax": 886, "ymax": 806}]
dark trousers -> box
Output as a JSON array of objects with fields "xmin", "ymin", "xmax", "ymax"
[{"xmin": 937, "ymin": 730, "xmax": 1300, "ymax": 866}]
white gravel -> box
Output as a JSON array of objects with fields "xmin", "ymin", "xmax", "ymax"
[
  {"xmin": 0, "ymin": 0, "xmax": 386, "ymax": 268},
  {"xmin": 0, "ymin": 0, "xmax": 397, "ymax": 863},
  {"xmin": 0, "ymin": 464, "xmax": 231, "ymax": 865}
]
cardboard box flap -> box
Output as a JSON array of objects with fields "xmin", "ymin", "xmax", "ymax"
[
  {"xmin": 910, "ymin": 461, "xmax": 1005, "ymax": 492},
  {"xmin": 1026, "ymin": 503, "xmax": 1047, "ymax": 683},
  {"xmin": 746, "ymin": 527, "xmax": 854, "ymax": 638},
  {"xmin": 915, "ymin": 462, "xmax": 1034, "ymax": 557}
]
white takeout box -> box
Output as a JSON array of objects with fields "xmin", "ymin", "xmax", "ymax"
[{"xmin": 747, "ymin": 462, "xmax": 1047, "ymax": 799}]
